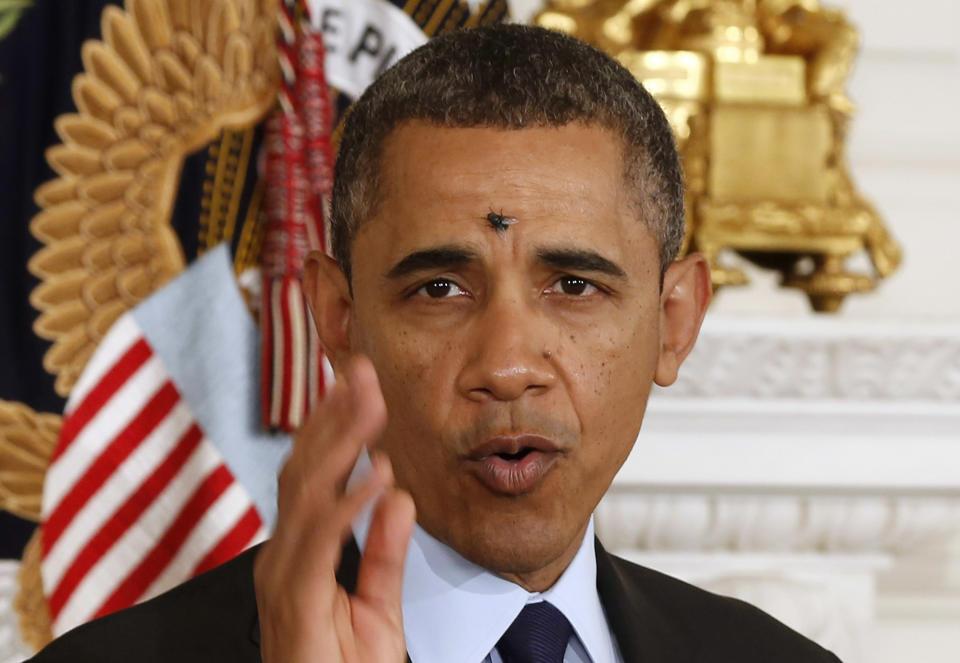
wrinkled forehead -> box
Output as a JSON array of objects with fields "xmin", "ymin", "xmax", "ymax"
[
  {"xmin": 375, "ymin": 121, "xmax": 630, "ymax": 215},
  {"xmin": 337, "ymin": 118, "xmax": 647, "ymax": 278},
  {"xmin": 349, "ymin": 122, "xmax": 659, "ymax": 280}
]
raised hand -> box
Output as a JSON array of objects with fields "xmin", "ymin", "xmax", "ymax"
[{"xmin": 254, "ymin": 356, "xmax": 416, "ymax": 663}]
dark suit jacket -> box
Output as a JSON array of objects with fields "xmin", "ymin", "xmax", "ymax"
[{"xmin": 29, "ymin": 538, "xmax": 841, "ymax": 662}]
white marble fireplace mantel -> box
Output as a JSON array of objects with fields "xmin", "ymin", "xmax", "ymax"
[{"xmin": 600, "ymin": 316, "xmax": 960, "ymax": 663}]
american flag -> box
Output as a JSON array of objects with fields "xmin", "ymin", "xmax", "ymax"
[{"xmin": 40, "ymin": 275, "xmax": 271, "ymax": 636}]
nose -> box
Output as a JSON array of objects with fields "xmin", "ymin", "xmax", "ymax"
[{"xmin": 456, "ymin": 292, "xmax": 557, "ymax": 402}]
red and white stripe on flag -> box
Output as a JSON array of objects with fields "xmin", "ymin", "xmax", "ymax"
[{"xmin": 40, "ymin": 314, "xmax": 267, "ymax": 636}]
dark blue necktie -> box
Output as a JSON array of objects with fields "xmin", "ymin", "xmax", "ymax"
[{"xmin": 496, "ymin": 601, "xmax": 573, "ymax": 663}]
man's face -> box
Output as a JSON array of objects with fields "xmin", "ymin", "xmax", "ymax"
[{"xmin": 340, "ymin": 122, "xmax": 666, "ymax": 579}]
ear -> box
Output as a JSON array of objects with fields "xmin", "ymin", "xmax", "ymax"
[
  {"xmin": 303, "ymin": 250, "xmax": 353, "ymax": 372},
  {"xmin": 654, "ymin": 253, "xmax": 712, "ymax": 387}
]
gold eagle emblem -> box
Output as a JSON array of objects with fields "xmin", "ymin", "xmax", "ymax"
[{"xmin": 2, "ymin": 0, "xmax": 281, "ymax": 649}]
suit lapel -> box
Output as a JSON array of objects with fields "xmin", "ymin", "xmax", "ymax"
[{"xmin": 594, "ymin": 538, "xmax": 694, "ymax": 663}]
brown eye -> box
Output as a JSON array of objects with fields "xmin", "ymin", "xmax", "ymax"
[
  {"xmin": 425, "ymin": 280, "xmax": 452, "ymax": 297},
  {"xmin": 418, "ymin": 279, "xmax": 465, "ymax": 298},
  {"xmin": 557, "ymin": 277, "xmax": 596, "ymax": 296}
]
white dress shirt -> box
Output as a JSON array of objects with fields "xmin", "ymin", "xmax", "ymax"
[{"xmin": 349, "ymin": 450, "xmax": 623, "ymax": 663}]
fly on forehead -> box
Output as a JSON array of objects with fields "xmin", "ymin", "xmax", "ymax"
[{"xmin": 486, "ymin": 209, "xmax": 518, "ymax": 234}]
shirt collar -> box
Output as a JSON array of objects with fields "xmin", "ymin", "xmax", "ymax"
[{"xmin": 349, "ymin": 449, "xmax": 618, "ymax": 663}]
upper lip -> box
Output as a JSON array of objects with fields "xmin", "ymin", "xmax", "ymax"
[{"xmin": 464, "ymin": 434, "xmax": 561, "ymax": 460}]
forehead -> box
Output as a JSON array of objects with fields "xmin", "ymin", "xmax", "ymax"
[
  {"xmin": 379, "ymin": 121, "xmax": 624, "ymax": 208},
  {"xmin": 351, "ymin": 121, "xmax": 657, "ymax": 277}
]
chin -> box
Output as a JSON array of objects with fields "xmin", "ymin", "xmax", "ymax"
[
  {"xmin": 443, "ymin": 504, "xmax": 586, "ymax": 577},
  {"xmin": 465, "ymin": 539, "xmax": 565, "ymax": 577}
]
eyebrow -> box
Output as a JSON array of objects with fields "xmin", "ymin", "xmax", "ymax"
[
  {"xmin": 385, "ymin": 246, "xmax": 479, "ymax": 279},
  {"xmin": 536, "ymin": 247, "xmax": 627, "ymax": 279},
  {"xmin": 383, "ymin": 245, "xmax": 627, "ymax": 281}
]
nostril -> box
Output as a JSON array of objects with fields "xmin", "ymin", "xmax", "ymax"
[
  {"xmin": 459, "ymin": 357, "xmax": 557, "ymax": 402},
  {"xmin": 468, "ymin": 387, "xmax": 495, "ymax": 402}
]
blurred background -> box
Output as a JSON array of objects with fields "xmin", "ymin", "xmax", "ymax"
[{"xmin": 1, "ymin": 0, "xmax": 957, "ymax": 661}]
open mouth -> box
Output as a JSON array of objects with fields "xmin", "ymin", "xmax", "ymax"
[
  {"xmin": 493, "ymin": 447, "xmax": 537, "ymax": 461},
  {"xmin": 463, "ymin": 436, "xmax": 563, "ymax": 495}
]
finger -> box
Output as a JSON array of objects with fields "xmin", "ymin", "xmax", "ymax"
[
  {"xmin": 343, "ymin": 355, "xmax": 388, "ymax": 443},
  {"xmin": 284, "ymin": 356, "xmax": 387, "ymax": 498},
  {"xmin": 355, "ymin": 483, "xmax": 416, "ymax": 621},
  {"xmin": 291, "ymin": 375, "xmax": 353, "ymax": 465},
  {"xmin": 280, "ymin": 385, "xmax": 349, "ymax": 499},
  {"xmin": 332, "ymin": 451, "xmax": 394, "ymax": 533},
  {"xmin": 274, "ymin": 360, "xmax": 388, "ymax": 549},
  {"xmin": 321, "ymin": 356, "xmax": 388, "ymax": 483},
  {"xmin": 303, "ymin": 377, "xmax": 350, "ymax": 435},
  {"xmin": 269, "ymin": 455, "xmax": 394, "ymax": 597}
]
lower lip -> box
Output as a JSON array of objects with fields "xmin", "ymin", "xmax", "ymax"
[{"xmin": 465, "ymin": 451, "xmax": 560, "ymax": 495}]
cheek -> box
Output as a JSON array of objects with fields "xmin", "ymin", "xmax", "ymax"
[
  {"xmin": 356, "ymin": 308, "xmax": 427, "ymax": 382},
  {"xmin": 563, "ymin": 311, "xmax": 660, "ymax": 467},
  {"xmin": 565, "ymin": 306, "xmax": 659, "ymax": 394},
  {"xmin": 357, "ymin": 321, "xmax": 457, "ymax": 445},
  {"xmin": 361, "ymin": 329, "xmax": 468, "ymax": 509}
]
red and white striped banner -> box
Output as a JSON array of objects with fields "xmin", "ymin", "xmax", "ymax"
[
  {"xmin": 41, "ymin": 314, "xmax": 267, "ymax": 635},
  {"xmin": 259, "ymin": 0, "xmax": 333, "ymax": 432}
]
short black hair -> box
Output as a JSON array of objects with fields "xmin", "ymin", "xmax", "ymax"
[{"xmin": 331, "ymin": 23, "xmax": 684, "ymax": 281}]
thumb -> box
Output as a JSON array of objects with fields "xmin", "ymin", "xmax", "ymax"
[{"xmin": 355, "ymin": 484, "xmax": 416, "ymax": 623}]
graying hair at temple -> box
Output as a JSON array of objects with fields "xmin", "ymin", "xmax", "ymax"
[{"xmin": 330, "ymin": 23, "xmax": 685, "ymax": 282}]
